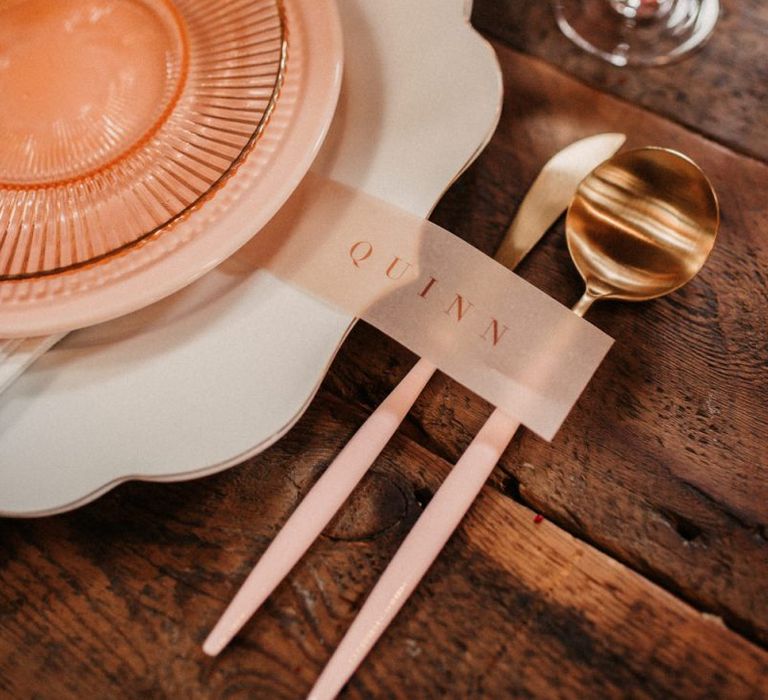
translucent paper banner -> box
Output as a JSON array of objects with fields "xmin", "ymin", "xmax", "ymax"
[{"xmin": 245, "ymin": 173, "xmax": 613, "ymax": 440}]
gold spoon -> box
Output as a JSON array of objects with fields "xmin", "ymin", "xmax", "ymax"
[
  {"xmin": 306, "ymin": 147, "xmax": 719, "ymax": 700},
  {"xmin": 568, "ymin": 146, "xmax": 719, "ymax": 315}
]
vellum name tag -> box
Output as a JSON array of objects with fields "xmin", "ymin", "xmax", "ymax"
[{"xmin": 246, "ymin": 173, "xmax": 613, "ymax": 440}]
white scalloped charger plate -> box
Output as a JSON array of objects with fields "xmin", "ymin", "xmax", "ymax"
[{"xmin": 0, "ymin": 0, "xmax": 502, "ymax": 516}]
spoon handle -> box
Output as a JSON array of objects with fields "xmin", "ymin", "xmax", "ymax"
[
  {"xmin": 307, "ymin": 407, "xmax": 520, "ymax": 700},
  {"xmin": 202, "ymin": 357, "xmax": 437, "ymax": 656}
]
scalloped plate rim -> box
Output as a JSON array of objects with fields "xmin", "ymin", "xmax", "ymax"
[{"xmin": 0, "ymin": 0, "xmax": 503, "ymax": 517}]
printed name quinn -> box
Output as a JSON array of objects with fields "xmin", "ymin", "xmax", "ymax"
[{"xmin": 348, "ymin": 240, "xmax": 509, "ymax": 348}]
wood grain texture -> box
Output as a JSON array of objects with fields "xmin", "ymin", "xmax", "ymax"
[
  {"xmin": 2, "ymin": 393, "xmax": 767, "ymax": 698},
  {"xmin": 2, "ymin": 18, "xmax": 768, "ymax": 700},
  {"xmin": 471, "ymin": 0, "xmax": 768, "ymax": 161}
]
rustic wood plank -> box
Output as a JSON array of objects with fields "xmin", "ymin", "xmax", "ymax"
[
  {"xmin": 324, "ymin": 44, "xmax": 768, "ymax": 647},
  {"xmin": 471, "ymin": 0, "xmax": 768, "ymax": 162},
  {"xmin": 1, "ymin": 393, "xmax": 767, "ymax": 698}
]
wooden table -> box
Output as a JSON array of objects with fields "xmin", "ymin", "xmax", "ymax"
[{"xmin": 2, "ymin": 2, "xmax": 767, "ymax": 697}]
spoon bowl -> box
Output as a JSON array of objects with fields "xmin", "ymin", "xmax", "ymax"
[{"xmin": 566, "ymin": 147, "xmax": 719, "ymax": 314}]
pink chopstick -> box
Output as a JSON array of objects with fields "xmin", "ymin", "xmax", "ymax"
[
  {"xmin": 307, "ymin": 408, "xmax": 520, "ymax": 700},
  {"xmin": 203, "ymin": 357, "xmax": 437, "ymax": 656}
]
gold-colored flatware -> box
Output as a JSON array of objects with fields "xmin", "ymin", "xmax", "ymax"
[
  {"xmin": 568, "ymin": 146, "xmax": 719, "ymax": 314},
  {"xmin": 495, "ymin": 132, "xmax": 627, "ymax": 269},
  {"xmin": 307, "ymin": 146, "xmax": 719, "ymax": 700}
]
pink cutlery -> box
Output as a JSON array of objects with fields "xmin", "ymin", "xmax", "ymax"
[
  {"xmin": 203, "ymin": 133, "xmax": 627, "ymax": 658},
  {"xmin": 307, "ymin": 147, "xmax": 719, "ymax": 699}
]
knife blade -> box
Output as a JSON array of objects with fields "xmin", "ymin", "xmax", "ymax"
[{"xmin": 494, "ymin": 132, "xmax": 626, "ymax": 270}]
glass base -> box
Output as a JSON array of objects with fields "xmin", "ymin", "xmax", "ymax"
[{"xmin": 553, "ymin": 0, "xmax": 719, "ymax": 67}]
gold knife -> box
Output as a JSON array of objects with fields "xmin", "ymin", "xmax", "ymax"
[
  {"xmin": 495, "ymin": 132, "xmax": 627, "ymax": 269},
  {"xmin": 203, "ymin": 131, "xmax": 627, "ymax": 657}
]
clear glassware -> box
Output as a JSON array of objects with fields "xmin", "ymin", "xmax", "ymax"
[{"xmin": 552, "ymin": 0, "xmax": 720, "ymax": 67}]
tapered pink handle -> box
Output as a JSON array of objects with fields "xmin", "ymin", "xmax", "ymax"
[
  {"xmin": 307, "ymin": 408, "xmax": 520, "ymax": 700},
  {"xmin": 203, "ymin": 357, "xmax": 437, "ymax": 656}
]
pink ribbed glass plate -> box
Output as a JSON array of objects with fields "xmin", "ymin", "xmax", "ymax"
[{"xmin": 0, "ymin": 0, "xmax": 343, "ymax": 336}]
